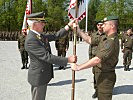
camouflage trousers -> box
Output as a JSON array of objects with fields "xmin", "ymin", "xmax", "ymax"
[
  {"xmin": 20, "ymin": 50, "xmax": 28, "ymax": 65},
  {"xmin": 123, "ymin": 49, "xmax": 132, "ymax": 66},
  {"xmin": 57, "ymin": 50, "xmax": 66, "ymax": 57}
]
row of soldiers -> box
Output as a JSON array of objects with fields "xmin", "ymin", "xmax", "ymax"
[
  {"xmin": 17, "ymin": 27, "xmax": 133, "ymax": 72},
  {"xmin": 0, "ymin": 31, "xmax": 19, "ymax": 41}
]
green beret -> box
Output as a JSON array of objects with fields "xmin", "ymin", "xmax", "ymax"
[
  {"xmin": 27, "ymin": 11, "xmax": 46, "ymax": 22},
  {"xmin": 103, "ymin": 16, "xmax": 118, "ymax": 22},
  {"xmin": 95, "ymin": 20, "xmax": 103, "ymax": 24}
]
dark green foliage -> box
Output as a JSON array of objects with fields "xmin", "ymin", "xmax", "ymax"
[{"xmin": 0, "ymin": 0, "xmax": 132, "ymax": 32}]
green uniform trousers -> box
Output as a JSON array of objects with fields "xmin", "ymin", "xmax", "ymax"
[
  {"xmin": 57, "ymin": 50, "xmax": 66, "ymax": 57},
  {"xmin": 123, "ymin": 49, "xmax": 132, "ymax": 66},
  {"xmin": 95, "ymin": 71, "xmax": 116, "ymax": 100},
  {"xmin": 20, "ymin": 50, "xmax": 28, "ymax": 65}
]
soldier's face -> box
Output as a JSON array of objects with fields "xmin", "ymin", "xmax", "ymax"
[
  {"xmin": 97, "ymin": 24, "xmax": 103, "ymax": 31},
  {"xmin": 35, "ymin": 22, "xmax": 45, "ymax": 32},
  {"xmin": 127, "ymin": 29, "xmax": 132, "ymax": 35},
  {"xmin": 102, "ymin": 21, "xmax": 112, "ymax": 33}
]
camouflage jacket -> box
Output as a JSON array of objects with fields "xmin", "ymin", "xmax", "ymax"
[
  {"xmin": 18, "ymin": 33, "xmax": 26, "ymax": 51},
  {"xmin": 55, "ymin": 35, "xmax": 69, "ymax": 51},
  {"xmin": 121, "ymin": 33, "xmax": 133, "ymax": 50}
]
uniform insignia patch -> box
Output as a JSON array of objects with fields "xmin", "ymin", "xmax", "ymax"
[
  {"xmin": 104, "ymin": 42, "xmax": 110, "ymax": 49},
  {"xmin": 126, "ymin": 39, "xmax": 128, "ymax": 42},
  {"xmin": 111, "ymin": 38, "xmax": 114, "ymax": 40},
  {"xmin": 36, "ymin": 35, "xmax": 41, "ymax": 40}
]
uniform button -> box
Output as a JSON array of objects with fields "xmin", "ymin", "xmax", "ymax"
[{"xmin": 42, "ymin": 69, "xmax": 44, "ymax": 72}]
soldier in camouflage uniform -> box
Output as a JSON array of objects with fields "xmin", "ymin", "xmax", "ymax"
[
  {"xmin": 55, "ymin": 34, "xmax": 69, "ymax": 70},
  {"xmin": 18, "ymin": 32, "xmax": 28, "ymax": 69},
  {"xmin": 121, "ymin": 28, "xmax": 133, "ymax": 71}
]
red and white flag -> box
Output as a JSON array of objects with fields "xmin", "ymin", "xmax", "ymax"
[
  {"xmin": 22, "ymin": 0, "xmax": 32, "ymax": 33},
  {"xmin": 68, "ymin": 0, "xmax": 86, "ymax": 22}
]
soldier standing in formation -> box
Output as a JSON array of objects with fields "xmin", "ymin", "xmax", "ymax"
[
  {"xmin": 18, "ymin": 31, "xmax": 29, "ymax": 69},
  {"xmin": 121, "ymin": 28, "xmax": 133, "ymax": 71},
  {"xmin": 88, "ymin": 20, "xmax": 106, "ymax": 98},
  {"xmin": 55, "ymin": 34, "xmax": 69, "ymax": 70},
  {"xmin": 71, "ymin": 16, "xmax": 119, "ymax": 100}
]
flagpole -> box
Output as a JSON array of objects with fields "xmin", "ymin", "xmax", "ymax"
[
  {"xmin": 30, "ymin": 0, "xmax": 32, "ymax": 13},
  {"xmin": 85, "ymin": 0, "xmax": 88, "ymax": 32},
  {"xmin": 71, "ymin": 0, "xmax": 78, "ymax": 100}
]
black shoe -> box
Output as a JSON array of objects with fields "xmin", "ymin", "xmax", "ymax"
[
  {"xmin": 124, "ymin": 66, "xmax": 127, "ymax": 71},
  {"xmin": 127, "ymin": 65, "xmax": 130, "ymax": 71},
  {"xmin": 21, "ymin": 66, "xmax": 25, "ymax": 69},
  {"xmin": 92, "ymin": 92, "xmax": 97, "ymax": 99},
  {"xmin": 63, "ymin": 66, "xmax": 66, "ymax": 70},
  {"xmin": 25, "ymin": 67, "xmax": 29, "ymax": 69},
  {"xmin": 59, "ymin": 66, "xmax": 64, "ymax": 70},
  {"xmin": 124, "ymin": 68, "xmax": 127, "ymax": 71},
  {"xmin": 25, "ymin": 64, "xmax": 29, "ymax": 69}
]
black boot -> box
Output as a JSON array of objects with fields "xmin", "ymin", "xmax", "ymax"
[
  {"xmin": 25, "ymin": 63, "xmax": 29, "ymax": 69},
  {"xmin": 59, "ymin": 66, "xmax": 64, "ymax": 70},
  {"xmin": 21, "ymin": 65, "xmax": 25, "ymax": 69},
  {"xmin": 63, "ymin": 66, "xmax": 66, "ymax": 70},
  {"xmin": 92, "ymin": 91, "xmax": 97, "ymax": 98},
  {"xmin": 124, "ymin": 65, "xmax": 127, "ymax": 71},
  {"xmin": 127, "ymin": 65, "xmax": 130, "ymax": 71}
]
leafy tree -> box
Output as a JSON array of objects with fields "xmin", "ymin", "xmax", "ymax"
[
  {"xmin": 96, "ymin": 0, "xmax": 133, "ymax": 30},
  {"xmin": 46, "ymin": 0, "xmax": 68, "ymax": 31},
  {"xmin": 87, "ymin": 0, "xmax": 101, "ymax": 31}
]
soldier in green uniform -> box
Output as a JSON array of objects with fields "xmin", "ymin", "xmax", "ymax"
[
  {"xmin": 88, "ymin": 20, "xmax": 106, "ymax": 98},
  {"xmin": 121, "ymin": 28, "xmax": 133, "ymax": 71},
  {"xmin": 18, "ymin": 31, "xmax": 28, "ymax": 69},
  {"xmin": 71, "ymin": 16, "xmax": 119, "ymax": 100},
  {"xmin": 55, "ymin": 35, "xmax": 69, "ymax": 70}
]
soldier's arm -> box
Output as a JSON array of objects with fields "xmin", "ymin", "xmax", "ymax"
[
  {"xmin": 71, "ymin": 56, "xmax": 101, "ymax": 71},
  {"xmin": 71, "ymin": 38, "xmax": 115, "ymax": 71},
  {"xmin": 77, "ymin": 28, "xmax": 91, "ymax": 44}
]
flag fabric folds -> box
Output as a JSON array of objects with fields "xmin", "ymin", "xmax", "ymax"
[
  {"xmin": 22, "ymin": 0, "xmax": 32, "ymax": 33},
  {"xmin": 68, "ymin": 0, "xmax": 86, "ymax": 22}
]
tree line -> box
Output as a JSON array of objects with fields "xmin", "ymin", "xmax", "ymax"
[{"xmin": 0, "ymin": 0, "xmax": 132, "ymax": 32}]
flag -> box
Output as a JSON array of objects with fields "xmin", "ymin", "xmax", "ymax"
[
  {"xmin": 22, "ymin": 0, "xmax": 32, "ymax": 33},
  {"xmin": 68, "ymin": 0, "xmax": 86, "ymax": 22}
]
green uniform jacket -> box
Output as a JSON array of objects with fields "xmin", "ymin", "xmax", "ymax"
[
  {"xmin": 89, "ymin": 31, "xmax": 106, "ymax": 59},
  {"xmin": 121, "ymin": 33, "xmax": 133, "ymax": 51},
  {"xmin": 95, "ymin": 33, "xmax": 119, "ymax": 72},
  {"xmin": 18, "ymin": 33, "xmax": 26, "ymax": 51},
  {"xmin": 55, "ymin": 35, "xmax": 69, "ymax": 51}
]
